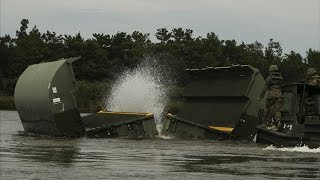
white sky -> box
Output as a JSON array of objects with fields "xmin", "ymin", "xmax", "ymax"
[{"xmin": 1, "ymin": 0, "xmax": 319, "ymax": 56}]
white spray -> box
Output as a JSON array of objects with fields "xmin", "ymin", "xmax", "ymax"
[
  {"xmin": 105, "ymin": 57, "xmax": 172, "ymax": 129},
  {"xmin": 263, "ymin": 145, "xmax": 320, "ymax": 153}
]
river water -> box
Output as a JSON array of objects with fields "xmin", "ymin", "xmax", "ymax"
[{"xmin": 1, "ymin": 110, "xmax": 319, "ymax": 180}]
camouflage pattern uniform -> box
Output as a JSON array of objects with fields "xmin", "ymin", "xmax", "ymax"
[
  {"xmin": 259, "ymin": 65, "xmax": 283, "ymax": 130},
  {"xmin": 304, "ymin": 68, "xmax": 320, "ymax": 115},
  {"xmin": 306, "ymin": 68, "xmax": 320, "ymax": 87}
]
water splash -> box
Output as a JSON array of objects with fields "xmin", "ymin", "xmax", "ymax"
[
  {"xmin": 105, "ymin": 57, "xmax": 173, "ymax": 126},
  {"xmin": 156, "ymin": 134, "xmax": 174, "ymax": 140},
  {"xmin": 263, "ymin": 145, "xmax": 320, "ymax": 153}
]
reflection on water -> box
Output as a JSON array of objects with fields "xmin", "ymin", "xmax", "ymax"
[
  {"xmin": 180, "ymin": 154, "xmax": 319, "ymax": 179},
  {"xmin": 9, "ymin": 137, "xmax": 79, "ymax": 165},
  {"xmin": 1, "ymin": 111, "xmax": 320, "ymax": 180}
]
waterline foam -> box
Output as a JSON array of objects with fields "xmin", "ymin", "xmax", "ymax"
[{"xmin": 263, "ymin": 145, "xmax": 320, "ymax": 153}]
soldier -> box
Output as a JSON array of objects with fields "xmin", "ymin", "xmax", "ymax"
[
  {"xmin": 258, "ymin": 65, "xmax": 283, "ymax": 131},
  {"xmin": 306, "ymin": 68, "xmax": 320, "ymax": 86},
  {"xmin": 304, "ymin": 68, "xmax": 320, "ymax": 115}
]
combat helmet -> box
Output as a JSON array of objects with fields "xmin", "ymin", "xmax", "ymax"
[
  {"xmin": 269, "ymin": 65, "xmax": 279, "ymax": 72},
  {"xmin": 307, "ymin": 68, "xmax": 316, "ymax": 76}
]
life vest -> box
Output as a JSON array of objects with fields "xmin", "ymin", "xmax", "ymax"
[
  {"xmin": 267, "ymin": 72, "xmax": 283, "ymax": 98},
  {"xmin": 268, "ymin": 72, "xmax": 283, "ymax": 90},
  {"xmin": 307, "ymin": 74, "xmax": 320, "ymax": 86}
]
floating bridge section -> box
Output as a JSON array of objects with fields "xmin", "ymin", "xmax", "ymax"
[
  {"xmin": 14, "ymin": 57, "xmax": 157, "ymax": 138},
  {"xmin": 163, "ymin": 65, "xmax": 266, "ymax": 140},
  {"xmin": 14, "ymin": 57, "xmax": 84, "ymax": 136}
]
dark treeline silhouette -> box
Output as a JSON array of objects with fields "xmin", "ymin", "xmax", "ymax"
[{"xmin": 1, "ymin": 19, "xmax": 319, "ymax": 98}]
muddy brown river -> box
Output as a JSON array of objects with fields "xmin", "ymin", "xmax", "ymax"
[{"xmin": 1, "ymin": 110, "xmax": 319, "ymax": 180}]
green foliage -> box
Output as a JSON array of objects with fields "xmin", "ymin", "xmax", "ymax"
[
  {"xmin": 280, "ymin": 51, "xmax": 306, "ymax": 82},
  {"xmin": 0, "ymin": 19, "xmax": 319, "ymax": 97},
  {"xmin": 0, "ymin": 78, "xmax": 17, "ymax": 96},
  {"xmin": 75, "ymin": 81, "xmax": 112, "ymax": 112},
  {"xmin": 0, "ymin": 96, "xmax": 15, "ymax": 110},
  {"xmin": 306, "ymin": 49, "xmax": 320, "ymax": 72}
]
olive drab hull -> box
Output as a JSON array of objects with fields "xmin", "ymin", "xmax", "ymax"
[
  {"xmin": 83, "ymin": 111, "xmax": 158, "ymax": 138},
  {"xmin": 14, "ymin": 58, "xmax": 157, "ymax": 138},
  {"xmin": 163, "ymin": 114, "xmax": 230, "ymax": 139},
  {"xmin": 14, "ymin": 57, "xmax": 85, "ymax": 136},
  {"xmin": 162, "ymin": 65, "xmax": 266, "ymax": 140}
]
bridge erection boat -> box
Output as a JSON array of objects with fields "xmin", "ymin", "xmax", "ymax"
[{"xmin": 256, "ymin": 83, "xmax": 320, "ymax": 148}]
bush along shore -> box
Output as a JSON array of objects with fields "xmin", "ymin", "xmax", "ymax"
[
  {"xmin": 1, "ymin": 19, "xmax": 319, "ymax": 111},
  {"xmin": 0, "ymin": 96, "xmax": 15, "ymax": 110}
]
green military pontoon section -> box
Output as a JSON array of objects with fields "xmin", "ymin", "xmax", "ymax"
[
  {"xmin": 14, "ymin": 57, "xmax": 85, "ymax": 136},
  {"xmin": 163, "ymin": 114, "xmax": 230, "ymax": 139},
  {"xmin": 14, "ymin": 57, "xmax": 158, "ymax": 138},
  {"xmin": 163, "ymin": 65, "xmax": 266, "ymax": 140},
  {"xmin": 83, "ymin": 111, "xmax": 158, "ymax": 138}
]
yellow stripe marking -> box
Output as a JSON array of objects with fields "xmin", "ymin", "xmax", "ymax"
[
  {"xmin": 98, "ymin": 111, "xmax": 153, "ymax": 116},
  {"xmin": 208, "ymin": 126, "xmax": 234, "ymax": 133},
  {"xmin": 166, "ymin": 113, "xmax": 173, "ymax": 118}
]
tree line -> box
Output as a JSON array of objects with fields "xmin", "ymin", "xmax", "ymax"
[{"xmin": 1, "ymin": 19, "xmax": 319, "ymax": 97}]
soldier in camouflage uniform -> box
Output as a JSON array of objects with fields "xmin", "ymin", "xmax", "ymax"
[
  {"xmin": 259, "ymin": 65, "xmax": 283, "ymax": 131},
  {"xmin": 304, "ymin": 68, "xmax": 320, "ymax": 115},
  {"xmin": 306, "ymin": 68, "xmax": 320, "ymax": 86}
]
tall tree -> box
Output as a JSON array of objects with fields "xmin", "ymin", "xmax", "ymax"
[
  {"xmin": 155, "ymin": 28, "xmax": 171, "ymax": 43},
  {"xmin": 306, "ymin": 49, "xmax": 320, "ymax": 72}
]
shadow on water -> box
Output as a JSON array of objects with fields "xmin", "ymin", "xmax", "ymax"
[{"xmin": 177, "ymin": 154, "xmax": 320, "ymax": 179}]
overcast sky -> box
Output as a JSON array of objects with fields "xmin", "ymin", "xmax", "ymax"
[{"xmin": 1, "ymin": 0, "xmax": 319, "ymax": 56}]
